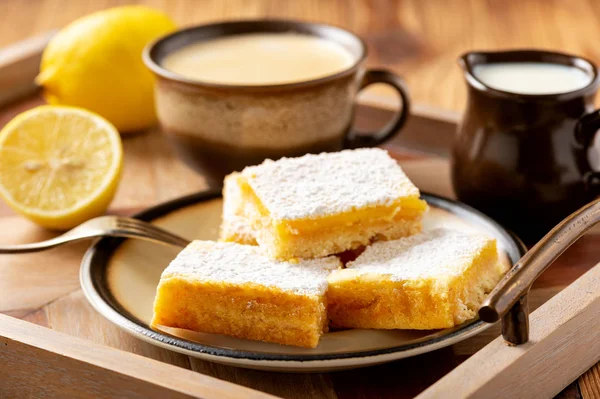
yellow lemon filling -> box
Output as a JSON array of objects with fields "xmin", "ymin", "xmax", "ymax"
[
  {"xmin": 238, "ymin": 175, "xmax": 426, "ymax": 236},
  {"xmin": 233, "ymin": 174, "xmax": 427, "ymax": 261}
]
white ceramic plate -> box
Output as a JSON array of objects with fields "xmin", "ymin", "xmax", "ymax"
[{"xmin": 80, "ymin": 191, "xmax": 525, "ymax": 372}]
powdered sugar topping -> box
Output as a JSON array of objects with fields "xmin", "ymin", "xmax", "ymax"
[
  {"xmin": 163, "ymin": 241, "xmax": 340, "ymax": 296},
  {"xmin": 221, "ymin": 172, "xmax": 256, "ymax": 240},
  {"xmin": 346, "ymin": 228, "xmax": 494, "ymax": 280},
  {"xmin": 242, "ymin": 148, "xmax": 420, "ymax": 220}
]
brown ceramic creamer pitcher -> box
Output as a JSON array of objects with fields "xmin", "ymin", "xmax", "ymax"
[{"xmin": 453, "ymin": 50, "xmax": 600, "ymax": 243}]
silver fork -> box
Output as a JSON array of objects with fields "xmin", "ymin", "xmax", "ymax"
[{"xmin": 0, "ymin": 216, "xmax": 190, "ymax": 254}]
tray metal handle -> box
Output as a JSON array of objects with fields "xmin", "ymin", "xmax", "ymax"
[{"xmin": 479, "ymin": 197, "xmax": 600, "ymax": 345}]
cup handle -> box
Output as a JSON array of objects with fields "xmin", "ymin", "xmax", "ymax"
[
  {"xmin": 344, "ymin": 69, "xmax": 411, "ymax": 149},
  {"xmin": 479, "ymin": 197, "xmax": 600, "ymax": 345},
  {"xmin": 575, "ymin": 110, "xmax": 600, "ymax": 194}
]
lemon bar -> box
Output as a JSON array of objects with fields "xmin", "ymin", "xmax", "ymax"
[
  {"xmin": 220, "ymin": 172, "xmax": 257, "ymax": 245},
  {"xmin": 151, "ymin": 241, "xmax": 341, "ymax": 348},
  {"xmin": 327, "ymin": 228, "xmax": 504, "ymax": 330},
  {"xmin": 231, "ymin": 148, "xmax": 428, "ymax": 260}
]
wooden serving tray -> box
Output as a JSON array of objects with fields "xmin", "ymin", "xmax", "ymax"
[{"xmin": 0, "ymin": 33, "xmax": 599, "ymax": 399}]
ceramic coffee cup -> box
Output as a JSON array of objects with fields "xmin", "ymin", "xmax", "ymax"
[{"xmin": 143, "ymin": 20, "xmax": 410, "ymax": 184}]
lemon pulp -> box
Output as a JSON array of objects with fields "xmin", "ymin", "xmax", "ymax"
[{"xmin": 0, "ymin": 105, "xmax": 123, "ymax": 229}]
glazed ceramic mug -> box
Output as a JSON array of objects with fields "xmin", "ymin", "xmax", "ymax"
[
  {"xmin": 453, "ymin": 50, "xmax": 600, "ymax": 243},
  {"xmin": 143, "ymin": 20, "xmax": 410, "ymax": 184}
]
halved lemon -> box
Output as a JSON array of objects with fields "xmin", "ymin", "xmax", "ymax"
[{"xmin": 0, "ymin": 105, "xmax": 123, "ymax": 229}]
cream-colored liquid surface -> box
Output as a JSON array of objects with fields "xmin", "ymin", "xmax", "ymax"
[
  {"xmin": 162, "ymin": 33, "xmax": 356, "ymax": 85},
  {"xmin": 473, "ymin": 62, "xmax": 592, "ymax": 94}
]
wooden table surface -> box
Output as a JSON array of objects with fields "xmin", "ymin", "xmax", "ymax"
[
  {"xmin": 5, "ymin": 0, "xmax": 600, "ymax": 112},
  {"xmin": 0, "ymin": 1, "xmax": 600, "ymax": 398}
]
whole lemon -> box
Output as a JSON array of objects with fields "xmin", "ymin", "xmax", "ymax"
[{"xmin": 36, "ymin": 6, "xmax": 176, "ymax": 132}]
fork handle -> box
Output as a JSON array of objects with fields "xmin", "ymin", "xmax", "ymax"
[
  {"xmin": 0, "ymin": 234, "xmax": 94, "ymax": 253},
  {"xmin": 0, "ymin": 229, "xmax": 188, "ymax": 254}
]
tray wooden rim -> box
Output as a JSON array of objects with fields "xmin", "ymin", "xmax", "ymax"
[{"xmin": 1, "ymin": 30, "xmax": 599, "ymax": 399}]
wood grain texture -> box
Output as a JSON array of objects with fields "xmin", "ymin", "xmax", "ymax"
[
  {"xmin": 0, "ymin": 92, "xmax": 599, "ymax": 398},
  {"xmin": 189, "ymin": 361, "xmax": 338, "ymax": 399},
  {"xmin": 1, "ymin": 94, "xmax": 598, "ymax": 398},
  {"xmin": 0, "ymin": 313, "xmax": 277, "ymax": 399},
  {"xmin": 417, "ymin": 263, "xmax": 600, "ymax": 399},
  {"xmin": 1, "ymin": 1, "xmax": 600, "ymax": 397},
  {"xmin": 4, "ymin": 0, "xmax": 600, "ymax": 112},
  {"xmin": 581, "ymin": 363, "xmax": 600, "ymax": 399}
]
